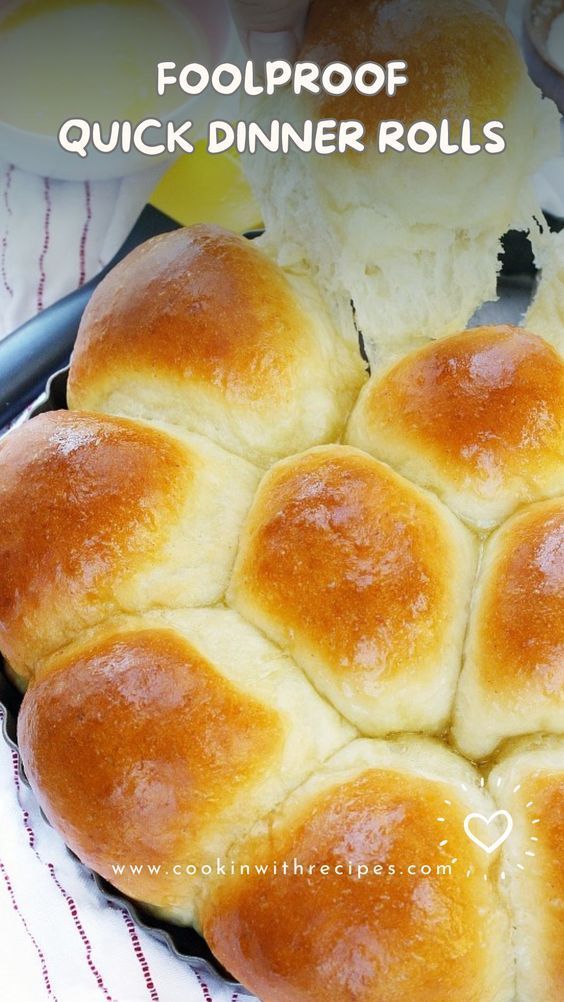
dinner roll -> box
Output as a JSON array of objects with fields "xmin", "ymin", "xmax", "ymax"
[
  {"xmin": 245, "ymin": 0, "xmax": 559, "ymax": 361},
  {"xmin": 346, "ymin": 326, "xmax": 564, "ymax": 529},
  {"xmin": 490, "ymin": 737, "xmax": 564, "ymax": 1002},
  {"xmin": 67, "ymin": 225, "xmax": 365, "ymax": 467},
  {"xmin": 201, "ymin": 738, "xmax": 514, "ymax": 1002},
  {"xmin": 0, "ymin": 411, "xmax": 259, "ymax": 683},
  {"xmin": 18, "ymin": 607, "xmax": 354, "ymax": 926},
  {"xmin": 228, "ymin": 446, "xmax": 477, "ymax": 735},
  {"xmin": 453, "ymin": 498, "xmax": 564, "ymax": 760},
  {"xmin": 304, "ymin": 0, "xmax": 518, "ymax": 128}
]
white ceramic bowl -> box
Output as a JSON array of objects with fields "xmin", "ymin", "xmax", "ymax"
[{"xmin": 0, "ymin": 0, "xmax": 238, "ymax": 181}]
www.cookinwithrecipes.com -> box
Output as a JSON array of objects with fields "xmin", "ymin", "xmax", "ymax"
[{"xmin": 111, "ymin": 860, "xmax": 454, "ymax": 880}]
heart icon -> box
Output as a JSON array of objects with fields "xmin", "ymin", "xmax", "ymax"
[{"xmin": 463, "ymin": 810, "xmax": 514, "ymax": 855}]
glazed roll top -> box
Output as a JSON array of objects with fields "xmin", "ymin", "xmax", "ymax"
[
  {"xmin": 201, "ymin": 738, "xmax": 514, "ymax": 1002},
  {"xmin": 67, "ymin": 224, "xmax": 366, "ymax": 468},
  {"xmin": 0, "ymin": 411, "xmax": 259, "ymax": 682},
  {"xmin": 490, "ymin": 738, "xmax": 564, "ymax": 1002},
  {"xmin": 17, "ymin": 608, "xmax": 353, "ymax": 926},
  {"xmin": 346, "ymin": 326, "xmax": 564, "ymax": 528},
  {"xmin": 228, "ymin": 445, "xmax": 477, "ymax": 736},
  {"xmin": 303, "ymin": 0, "xmax": 520, "ymax": 129},
  {"xmin": 453, "ymin": 498, "xmax": 564, "ymax": 759}
]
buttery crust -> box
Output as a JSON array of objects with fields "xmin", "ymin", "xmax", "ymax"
[
  {"xmin": 302, "ymin": 0, "xmax": 521, "ymax": 129},
  {"xmin": 202, "ymin": 738, "xmax": 514, "ymax": 1002},
  {"xmin": 229, "ymin": 445, "xmax": 477, "ymax": 735},
  {"xmin": 68, "ymin": 225, "xmax": 365, "ymax": 467},
  {"xmin": 346, "ymin": 326, "xmax": 564, "ymax": 528},
  {"xmin": 453, "ymin": 498, "xmax": 564, "ymax": 759},
  {"xmin": 490, "ymin": 738, "xmax": 564, "ymax": 1002},
  {"xmin": 0, "ymin": 410, "xmax": 259, "ymax": 681},
  {"xmin": 18, "ymin": 608, "xmax": 353, "ymax": 925}
]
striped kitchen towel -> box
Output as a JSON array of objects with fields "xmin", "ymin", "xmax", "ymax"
[
  {"xmin": 0, "ymin": 162, "xmax": 161, "ymax": 341},
  {"xmin": 0, "ymin": 705, "xmax": 254, "ymax": 1002}
]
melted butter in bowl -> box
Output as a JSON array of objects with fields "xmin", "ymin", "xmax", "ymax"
[
  {"xmin": 0, "ymin": 0, "xmax": 234, "ymax": 180},
  {"xmin": 0, "ymin": 0, "xmax": 210, "ymax": 134}
]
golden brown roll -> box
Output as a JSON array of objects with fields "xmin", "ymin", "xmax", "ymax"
[
  {"xmin": 453, "ymin": 498, "xmax": 564, "ymax": 760},
  {"xmin": 346, "ymin": 325, "xmax": 564, "ymax": 529},
  {"xmin": 201, "ymin": 738, "xmax": 514, "ymax": 1002},
  {"xmin": 17, "ymin": 607, "xmax": 354, "ymax": 926},
  {"xmin": 0, "ymin": 411, "xmax": 259, "ymax": 682},
  {"xmin": 67, "ymin": 225, "xmax": 366, "ymax": 467},
  {"xmin": 228, "ymin": 445, "xmax": 477, "ymax": 735},
  {"xmin": 303, "ymin": 0, "xmax": 519, "ymax": 130},
  {"xmin": 490, "ymin": 737, "xmax": 564, "ymax": 1002}
]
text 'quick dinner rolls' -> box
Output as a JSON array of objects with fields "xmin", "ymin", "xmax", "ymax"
[{"xmin": 0, "ymin": 221, "xmax": 563, "ymax": 1002}]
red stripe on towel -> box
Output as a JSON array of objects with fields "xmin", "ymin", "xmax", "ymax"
[
  {"xmin": 79, "ymin": 182, "xmax": 92, "ymax": 287},
  {"xmin": 10, "ymin": 748, "xmax": 36, "ymax": 850},
  {"xmin": 2, "ymin": 709, "xmax": 116, "ymax": 1002},
  {"xmin": 37, "ymin": 178, "xmax": 52, "ymax": 312},
  {"xmin": 47, "ymin": 864, "xmax": 116, "ymax": 1002},
  {"xmin": 194, "ymin": 969, "xmax": 214, "ymax": 1001},
  {"xmin": 1, "ymin": 165, "xmax": 14, "ymax": 298},
  {"xmin": 120, "ymin": 908, "xmax": 160, "ymax": 1002},
  {"xmin": 0, "ymin": 856, "xmax": 58, "ymax": 999}
]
